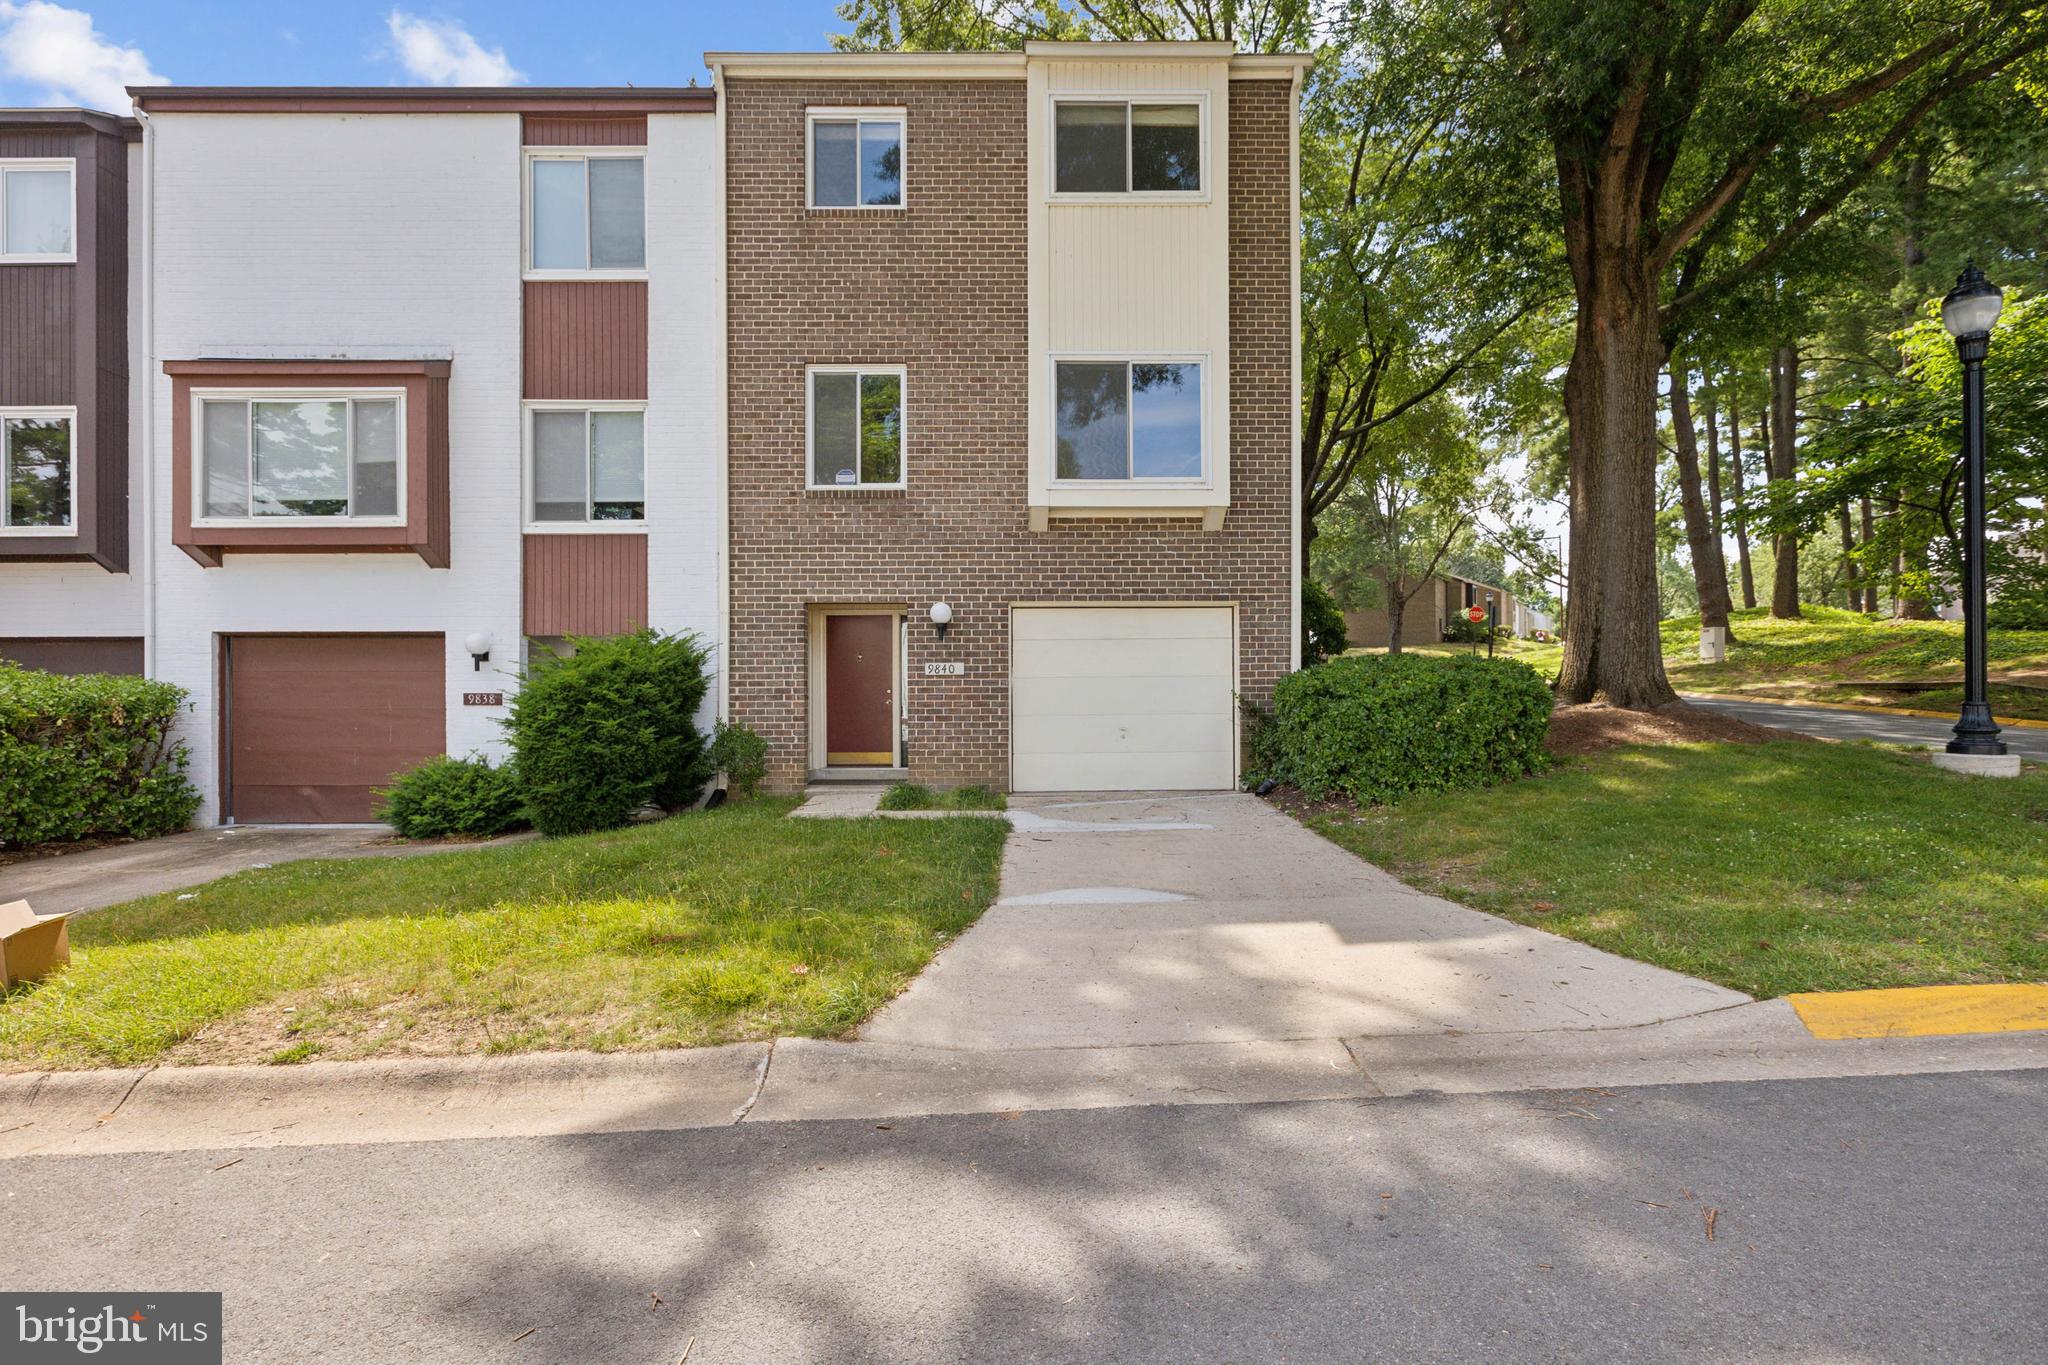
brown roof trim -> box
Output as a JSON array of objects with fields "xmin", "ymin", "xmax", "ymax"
[
  {"xmin": 0, "ymin": 108, "xmax": 140, "ymax": 140},
  {"xmin": 129, "ymin": 86, "xmax": 713, "ymax": 115},
  {"xmin": 163, "ymin": 358, "xmax": 451, "ymax": 377}
]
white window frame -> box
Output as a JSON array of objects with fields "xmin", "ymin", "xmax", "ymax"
[
  {"xmin": 189, "ymin": 388, "xmax": 408, "ymax": 528},
  {"xmin": 1049, "ymin": 353, "xmax": 1211, "ymax": 487},
  {"xmin": 805, "ymin": 364, "xmax": 908, "ymax": 491},
  {"xmin": 1048, "ymin": 95, "xmax": 1210, "ymax": 204},
  {"xmin": 521, "ymin": 148, "xmax": 650, "ymax": 281},
  {"xmin": 0, "ymin": 405, "xmax": 77, "ymax": 534},
  {"xmin": 521, "ymin": 399, "xmax": 651, "ymax": 533},
  {"xmin": 0, "ymin": 159, "xmax": 76, "ymax": 263},
  {"xmin": 805, "ymin": 107, "xmax": 908, "ymax": 212}
]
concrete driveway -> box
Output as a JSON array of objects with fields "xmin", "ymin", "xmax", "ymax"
[
  {"xmin": 862, "ymin": 792, "xmax": 1746, "ymax": 1050},
  {"xmin": 2, "ymin": 826, "xmax": 529, "ymax": 916}
]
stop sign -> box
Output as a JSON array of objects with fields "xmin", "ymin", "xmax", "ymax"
[{"xmin": 1466, "ymin": 605, "xmax": 1486, "ymax": 623}]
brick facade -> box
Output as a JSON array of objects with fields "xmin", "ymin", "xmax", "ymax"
[{"xmin": 726, "ymin": 76, "xmax": 1296, "ymax": 791}]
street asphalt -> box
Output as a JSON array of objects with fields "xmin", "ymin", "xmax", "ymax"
[
  {"xmin": 5, "ymin": 1069, "xmax": 2042, "ymax": 1363},
  {"xmin": 1682, "ymin": 692, "xmax": 2048, "ymax": 759}
]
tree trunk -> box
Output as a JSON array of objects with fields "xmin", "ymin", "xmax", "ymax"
[
  {"xmin": 1703, "ymin": 386, "xmax": 1725, "ymax": 542},
  {"xmin": 1668, "ymin": 363, "xmax": 1733, "ymax": 631},
  {"xmin": 1728, "ymin": 397, "xmax": 1757, "ymax": 609},
  {"xmin": 1837, "ymin": 502, "xmax": 1860, "ymax": 609},
  {"xmin": 1553, "ymin": 229, "xmax": 1676, "ymax": 708},
  {"xmin": 1768, "ymin": 345, "xmax": 1802, "ymax": 618},
  {"xmin": 1385, "ymin": 577, "xmax": 1407, "ymax": 655},
  {"xmin": 1859, "ymin": 495, "xmax": 1879, "ymax": 612}
]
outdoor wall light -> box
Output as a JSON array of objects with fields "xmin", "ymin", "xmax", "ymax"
[
  {"xmin": 463, "ymin": 631, "xmax": 493, "ymax": 672},
  {"xmin": 928, "ymin": 602, "xmax": 953, "ymax": 641}
]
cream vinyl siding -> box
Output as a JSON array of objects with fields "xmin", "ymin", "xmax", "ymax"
[
  {"xmin": 1028, "ymin": 52, "xmax": 1231, "ymax": 525},
  {"xmin": 1010, "ymin": 606, "xmax": 1236, "ymax": 791}
]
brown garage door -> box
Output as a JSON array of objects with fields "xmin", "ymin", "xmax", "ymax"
[{"xmin": 224, "ymin": 635, "xmax": 445, "ymax": 823}]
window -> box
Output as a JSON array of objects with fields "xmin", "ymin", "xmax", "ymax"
[
  {"xmin": 0, "ymin": 160, "xmax": 73, "ymax": 261},
  {"xmin": 2, "ymin": 409, "xmax": 73, "ymax": 530},
  {"xmin": 1054, "ymin": 101, "xmax": 1202, "ymax": 195},
  {"xmin": 1054, "ymin": 360, "xmax": 1203, "ymax": 481},
  {"xmin": 808, "ymin": 367, "xmax": 903, "ymax": 489},
  {"xmin": 527, "ymin": 152, "xmax": 646, "ymax": 274},
  {"xmin": 808, "ymin": 110, "xmax": 904, "ymax": 209},
  {"xmin": 196, "ymin": 393, "xmax": 402, "ymax": 521},
  {"xmin": 527, "ymin": 405, "xmax": 646, "ymax": 524}
]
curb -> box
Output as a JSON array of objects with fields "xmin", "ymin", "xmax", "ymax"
[
  {"xmin": 6, "ymin": 1004, "xmax": 2045, "ymax": 1159},
  {"xmin": 1681, "ymin": 690, "xmax": 2048, "ymax": 731},
  {"xmin": 1787, "ymin": 983, "xmax": 2048, "ymax": 1040}
]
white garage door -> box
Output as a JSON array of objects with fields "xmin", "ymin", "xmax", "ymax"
[{"xmin": 1011, "ymin": 606, "xmax": 1236, "ymax": 792}]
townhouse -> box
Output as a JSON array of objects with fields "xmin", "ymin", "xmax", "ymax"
[
  {"xmin": 0, "ymin": 39, "xmax": 1304, "ymax": 823},
  {"xmin": 714, "ymin": 42, "xmax": 1306, "ymax": 792}
]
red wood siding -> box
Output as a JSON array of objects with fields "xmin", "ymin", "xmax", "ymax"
[
  {"xmin": 522, "ymin": 114, "xmax": 648, "ymax": 146},
  {"xmin": 522, "ymin": 282, "xmax": 648, "ymax": 400},
  {"xmin": 522, "ymin": 534, "xmax": 649, "ymax": 636}
]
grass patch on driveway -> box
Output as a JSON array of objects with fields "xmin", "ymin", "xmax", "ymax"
[
  {"xmin": 0, "ymin": 799, "xmax": 1008, "ymax": 1070},
  {"xmin": 1299, "ymin": 741, "xmax": 2048, "ymax": 998}
]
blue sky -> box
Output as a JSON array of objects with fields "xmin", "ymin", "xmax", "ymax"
[{"xmin": 0, "ymin": 1, "xmax": 858, "ymax": 112}]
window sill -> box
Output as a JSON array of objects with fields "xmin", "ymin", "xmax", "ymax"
[
  {"xmin": 522, "ymin": 523, "xmax": 650, "ymax": 534},
  {"xmin": 0, "ymin": 525, "xmax": 75, "ymax": 536},
  {"xmin": 0, "ymin": 255, "xmax": 76, "ymax": 265},
  {"xmin": 805, "ymin": 485, "xmax": 909, "ymax": 497},
  {"xmin": 522, "ymin": 269, "xmax": 650, "ymax": 283},
  {"xmin": 1047, "ymin": 192, "xmax": 1211, "ymax": 207}
]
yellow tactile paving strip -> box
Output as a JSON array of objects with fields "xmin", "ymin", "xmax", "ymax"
[{"xmin": 1788, "ymin": 983, "xmax": 2048, "ymax": 1039}]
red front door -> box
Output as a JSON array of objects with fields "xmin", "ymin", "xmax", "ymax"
[{"xmin": 825, "ymin": 614, "xmax": 895, "ymax": 765}]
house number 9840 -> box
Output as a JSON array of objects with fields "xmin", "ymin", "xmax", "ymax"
[{"xmin": 923, "ymin": 662, "xmax": 965, "ymax": 677}]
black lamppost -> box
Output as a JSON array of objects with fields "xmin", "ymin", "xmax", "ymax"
[{"xmin": 1939, "ymin": 262, "xmax": 2005, "ymax": 760}]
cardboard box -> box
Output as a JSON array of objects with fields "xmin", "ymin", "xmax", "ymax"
[{"xmin": 0, "ymin": 900, "xmax": 70, "ymax": 989}]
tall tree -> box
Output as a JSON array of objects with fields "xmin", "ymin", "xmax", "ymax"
[
  {"xmin": 1667, "ymin": 363, "xmax": 1735, "ymax": 632},
  {"xmin": 1487, "ymin": 0, "xmax": 2046, "ymax": 705},
  {"xmin": 1726, "ymin": 395, "xmax": 1758, "ymax": 607}
]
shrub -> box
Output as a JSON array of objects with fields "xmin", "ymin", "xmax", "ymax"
[
  {"xmin": 1261, "ymin": 653, "xmax": 1551, "ymax": 805},
  {"xmin": 1302, "ymin": 578, "xmax": 1349, "ymax": 664},
  {"xmin": 376, "ymin": 755, "xmax": 527, "ymax": 839},
  {"xmin": 1988, "ymin": 587, "xmax": 2048, "ymax": 631},
  {"xmin": 710, "ymin": 720, "xmax": 769, "ymax": 799},
  {"xmin": 1443, "ymin": 614, "xmax": 1491, "ymax": 644},
  {"xmin": 878, "ymin": 782, "xmax": 935, "ymax": 811},
  {"xmin": 0, "ymin": 664, "xmax": 200, "ymax": 847},
  {"xmin": 504, "ymin": 630, "xmax": 714, "ymax": 836}
]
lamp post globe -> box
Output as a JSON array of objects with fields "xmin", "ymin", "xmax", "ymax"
[{"xmin": 1940, "ymin": 262, "xmax": 2006, "ymax": 760}]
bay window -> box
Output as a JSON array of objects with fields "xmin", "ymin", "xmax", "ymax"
[
  {"xmin": 2, "ymin": 409, "xmax": 73, "ymax": 531},
  {"xmin": 197, "ymin": 393, "xmax": 401, "ymax": 521},
  {"xmin": 1055, "ymin": 360, "xmax": 1204, "ymax": 481}
]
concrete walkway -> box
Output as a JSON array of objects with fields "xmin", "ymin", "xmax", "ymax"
[
  {"xmin": 862, "ymin": 792, "xmax": 1745, "ymax": 1049},
  {"xmin": 1, "ymin": 825, "xmax": 531, "ymax": 916},
  {"xmin": 1683, "ymin": 692, "xmax": 2048, "ymax": 759}
]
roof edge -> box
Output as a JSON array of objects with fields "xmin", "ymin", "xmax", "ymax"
[
  {"xmin": 129, "ymin": 87, "xmax": 714, "ymax": 115},
  {"xmin": 0, "ymin": 107, "xmax": 140, "ymax": 139},
  {"xmin": 707, "ymin": 46, "xmax": 1311, "ymax": 80}
]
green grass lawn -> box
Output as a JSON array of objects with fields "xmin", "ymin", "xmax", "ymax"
[
  {"xmin": 1345, "ymin": 635, "xmax": 1566, "ymax": 676},
  {"xmin": 1665, "ymin": 606, "xmax": 2048, "ymax": 720},
  {"xmin": 877, "ymin": 782, "xmax": 1008, "ymax": 811},
  {"xmin": 1302, "ymin": 740, "xmax": 2048, "ymax": 998},
  {"xmin": 0, "ymin": 799, "xmax": 1008, "ymax": 1070}
]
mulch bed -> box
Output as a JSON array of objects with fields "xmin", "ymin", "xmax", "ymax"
[{"xmin": 1544, "ymin": 701, "xmax": 1809, "ymax": 757}]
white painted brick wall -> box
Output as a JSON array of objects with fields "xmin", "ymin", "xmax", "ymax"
[
  {"xmin": 646, "ymin": 113, "xmax": 723, "ymax": 733},
  {"xmin": 148, "ymin": 113, "xmax": 519, "ymax": 823}
]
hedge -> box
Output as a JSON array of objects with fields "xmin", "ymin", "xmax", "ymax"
[
  {"xmin": 376, "ymin": 754, "xmax": 527, "ymax": 840},
  {"xmin": 0, "ymin": 664, "xmax": 200, "ymax": 847},
  {"xmin": 503, "ymin": 629, "xmax": 713, "ymax": 835},
  {"xmin": 1255, "ymin": 652, "xmax": 1551, "ymax": 805}
]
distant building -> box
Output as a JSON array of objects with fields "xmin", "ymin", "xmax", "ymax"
[{"xmin": 1342, "ymin": 573, "xmax": 1551, "ymax": 647}]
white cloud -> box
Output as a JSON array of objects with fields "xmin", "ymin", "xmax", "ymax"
[
  {"xmin": 385, "ymin": 10, "xmax": 522, "ymax": 87},
  {"xmin": 0, "ymin": 2, "xmax": 164, "ymax": 113}
]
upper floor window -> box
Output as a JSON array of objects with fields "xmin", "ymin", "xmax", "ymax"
[
  {"xmin": 2, "ymin": 409, "xmax": 73, "ymax": 531},
  {"xmin": 1054, "ymin": 101, "xmax": 1202, "ymax": 197},
  {"xmin": 527, "ymin": 403, "xmax": 646, "ymax": 525},
  {"xmin": 527, "ymin": 151, "xmax": 645, "ymax": 275},
  {"xmin": 198, "ymin": 392, "xmax": 402, "ymax": 522},
  {"xmin": 808, "ymin": 109, "xmax": 903, "ymax": 209},
  {"xmin": 1055, "ymin": 360, "xmax": 1203, "ymax": 481},
  {"xmin": 808, "ymin": 366, "xmax": 904, "ymax": 489},
  {"xmin": 0, "ymin": 159, "xmax": 74, "ymax": 262}
]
